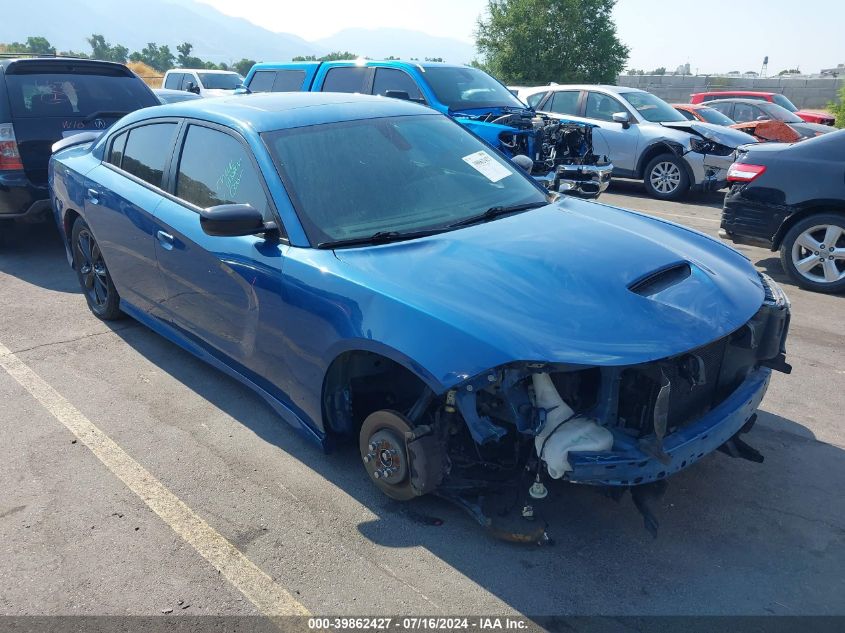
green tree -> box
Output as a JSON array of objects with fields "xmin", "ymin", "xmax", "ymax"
[
  {"xmin": 233, "ymin": 58, "xmax": 257, "ymax": 76},
  {"xmin": 293, "ymin": 51, "xmax": 359, "ymax": 62},
  {"xmin": 129, "ymin": 43, "xmax": 175, "ymax": 72},
  {"xmin": 87, "ymin": 34, "xmax": 128, "ymax": 63},
  {"xmin": 828, "ymin": 86, "xmax": 845, "ymax": 129},
  {"xmin": 25, "ymin": 36, "xmax": 56, "ymax": 55},
  {"xmin": 475, "ymin": 0, "xmax": 628, "ymax": 84},
  {"xmin": 651, "ymin": 67, "xmax": 666, "ymax": 75},
  {"xmin": 3, "ymin": 36, "xmax": 56, "ymax": 55}
]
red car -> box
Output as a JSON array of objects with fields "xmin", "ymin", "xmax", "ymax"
[{"xmin": 690, "ymin": 91, "xmax": 834, "ymax": 126}]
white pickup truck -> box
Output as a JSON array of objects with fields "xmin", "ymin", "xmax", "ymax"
[{"xmin": 161, "ymin": 69, "xmax": 243, "ymax": 98}]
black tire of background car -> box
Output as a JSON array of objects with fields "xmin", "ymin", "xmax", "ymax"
[
  {"xmin": 71, "ymin": 217, "xmax": 123, "ymax": 320},
  {"xmin": 779, "ymin": 212, "xmax": 845, "ymax": 294},
  {"xmin": 643, "ymin": 153, "xmax": 691, "ymax": 201}
]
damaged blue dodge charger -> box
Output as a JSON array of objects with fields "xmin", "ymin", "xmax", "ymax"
[{"xmin": 49, "ymin": 93, "xmax": 791, "ymax": 541}]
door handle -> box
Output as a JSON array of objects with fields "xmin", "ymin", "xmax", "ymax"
[
  {"xmin": 156, "ymin": 230, "xmax": 175, "ymax": 250},
  {"xmin": 86, "ymin": 188, "xmax": 100, "ymax": 205}
]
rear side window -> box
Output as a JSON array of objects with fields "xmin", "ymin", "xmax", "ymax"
[
  {"xmin": 4, "ymin": 70, "xmax": 156, "ymax": 118},
  {"xmin": 526, "ymin": 91, "xmax": 547, "ymax": 108},
  {"xmin": 248, "ymin": 71, "xmax": 276, "ymax": 93},
  {"xmin": 371, "ymin": 68, "xmax": 424, "ymax": 102},
  {"xmin": 548, "ymin": 91, "xmax": 580, "ymax": 115},
  {"xmin": 108, "ymin": 131, "xmax": 128, "ymax": 167},
  {"xmin": 709, "ymin": 102, "xmax": 733, "ymax": 116},
  {"xmin": 322, "ymin": 67, "xmax": 368, "ymax": 93},
  {"xmin": 272, "ymin": 70, "xmax": 306, "ymax": 92},
  {"xmin": 733, "ymin": 103, "xmax": 763, "ymax": 123},
  {"xmin": 164, "ymin": 73, "xmax": 183, "ymax": 90},
  {"xmin": 121, "ymin": 123, "xmax": 178, "ymax": 188},
  {"xmin": 175, "ymin": 125, "xmax": 270, "ymax": 220}
]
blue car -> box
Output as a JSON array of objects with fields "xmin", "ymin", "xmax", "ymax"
[
  {"xmin": 239, "ymin": 60, "xmax": 612, "ymax": 197},
  {"xmin": 49, "ymin": 93, "xmax": 791, "ymax": 538}
]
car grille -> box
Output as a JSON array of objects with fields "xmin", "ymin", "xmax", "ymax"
[{"xmin": 617, "ymin": 334, "xmax": 738, "ymax": 434}]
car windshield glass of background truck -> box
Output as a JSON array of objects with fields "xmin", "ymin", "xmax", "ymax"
[
  {"xmin": 197, "ymin": 73, "xmax": 243, "ymax": 90},
  {"xmin": 424, "ymin": 67, "xmax": 526, "ymax": 110},
  {"xmin": 623, "ymin": 91, "xmax": 687, "ymax": 122},
  {"xmin": 264, "ymin": 114, "xmax": 546, "ymax": 244},
  {"xmin": 5, "ymin": 71, "xmax": 156, "ymax": 118}
]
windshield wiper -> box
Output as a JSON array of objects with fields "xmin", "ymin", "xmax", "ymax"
[
  {"xmin": 316, "ymin": 229, "xmax": 444, "ymax": 249},
  {"xmin": 447, "ymin": 201, "xmax": 548, "ymax": 229}
]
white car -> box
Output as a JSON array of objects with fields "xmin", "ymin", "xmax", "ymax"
[
  {"xmin": 521, "ymin": 84, "xmax": 759, "ymax": 200},
  {"xmin": 161, "ymin": 69, "xmax": 244, "ymax": 98}
]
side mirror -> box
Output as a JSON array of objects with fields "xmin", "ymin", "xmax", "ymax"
[
  {"xmin": 185, "ymin": 82, "xmax": 200, "ymax": 95},
  {"xmin": 612, "ymin": 112, "xmax": 631, "ymax": 128},
  {"xmin": 384, "ymin": 90, "xmax": 411, "ymax": 101},
  {"xmin": 199, "ymin": 204, "xmax": 270, "ymax": 237}
]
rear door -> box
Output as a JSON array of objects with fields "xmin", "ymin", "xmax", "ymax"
[
  {"xmin": 84, "ymin": 120, "xmax": 178, "ymax": 312},
  {"xmin": 3, "ymin": 60, "xmax": 158, "ymax": 186},
  {"xmin": 315, "ymin": 65, "xmax": 372, "ymax": 93}
]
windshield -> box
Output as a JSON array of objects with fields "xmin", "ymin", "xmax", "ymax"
[
  {"xmin": 197, "ymin": 73, "xmax": 243, "ymax": 90},
  {"xmin": 761, "ymin": 102, "xmax": 803, "ymax": 123},
  {"xmin": 696, "ymin": 107, "xmax": 735, "ymax": 126},
  {"xmin": 423, "ymin": 67, "xmax": 527, "ymax": 111},
  {"xmin": 5, "ymin": 71, "xmax": 156, "ymax": 118},
  {"xmin": 263, "ymin": 114, "xmax": 547, "ymax": 245},
  {"xmin": 772, "ymin": 94, "xmax": 798, "ymax": 112},
  {"xmin": 623, "ymin": 91, "xmax": 686, "ymax": 122}
]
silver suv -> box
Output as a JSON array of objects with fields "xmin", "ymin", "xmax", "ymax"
[{"xmin": 524, "ymin": 85, "xmax": 758, "ymax": 200}]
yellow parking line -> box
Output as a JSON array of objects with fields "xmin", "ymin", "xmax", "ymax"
[{"xmin": 0, "ymin": 340, "xmax": 309, "ymax": 618}]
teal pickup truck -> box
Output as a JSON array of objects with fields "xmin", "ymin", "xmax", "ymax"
[{"xmin": 238, "ymin": 60, "xmax": 612, "ymax": 197}]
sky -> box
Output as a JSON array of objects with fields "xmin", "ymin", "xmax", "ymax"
[{"xmin": 194, "ymin": 0, "xmax": 844, "ymax": 74}]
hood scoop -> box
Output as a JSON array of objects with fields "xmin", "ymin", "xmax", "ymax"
[{"xmin": 629, "ymin": 262, "xmax": 692, "ymax": 297}]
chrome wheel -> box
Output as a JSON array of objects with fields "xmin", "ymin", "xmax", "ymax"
[
  {"xmin": 791, "ymin": 224, "xmax": 845, "ymax": 284},
  {"xmin": 76, "ymin": 228, "xmax": 110, "ymax": 308},
  {"xmin": 649, "ymin": 161, "xmax": 682, "ymax": 194}
]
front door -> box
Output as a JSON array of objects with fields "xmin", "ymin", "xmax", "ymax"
[{"xmin": 153, "ymin": 123, "xmax": 289, "ymax": 396}]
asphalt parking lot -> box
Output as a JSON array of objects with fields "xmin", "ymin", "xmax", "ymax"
[{"xmin": 1, "ymin": 182, "xmax": 843, "ymax": 620}]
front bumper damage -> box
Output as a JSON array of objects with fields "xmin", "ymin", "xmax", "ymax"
[
  {"xmin": 685, "ymin": 149, "xmax": 735, "ymax": 192},
  {"xmin": 567, "ymin": 366, "xmax": 770, "ymax": 485},
  {"xmin": 430, "ymin": 274, "xmax": 791, "ymax": 542}
]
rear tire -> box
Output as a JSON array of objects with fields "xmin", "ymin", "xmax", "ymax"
[
  {"xmin": 643, "ymin": 153, "xmax": 690, "ymax": 200},
  {"xmin": 779, "ymin": 213, "xmax": 845, "ymax": 294},
  {"xmin": 71, "ymin": 217, "xmax": 123, "ymax": 320}
]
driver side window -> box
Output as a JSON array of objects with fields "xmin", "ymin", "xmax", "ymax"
[{"xmin": 586, "ymin": 92, "xmax": 625, "ymax": 122}]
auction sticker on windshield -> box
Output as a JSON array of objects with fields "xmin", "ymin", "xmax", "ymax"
[{"xmin": 462, "ymin": 150, "xmax": 512, "ymax": 183}]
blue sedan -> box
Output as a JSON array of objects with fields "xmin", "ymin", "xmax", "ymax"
[{"xmin": 49, "ymin": 93, "xmax": 791, "ymax": 536}]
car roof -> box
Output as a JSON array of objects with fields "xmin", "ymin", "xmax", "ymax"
[
  {"xmin": 167, "ymin": 68, "xmax": 239, "ymax": 74},
  {"xmin": 120, "ymin": 92, "xmax": 435, "ymax": 133},
  {"xmin": 693, "ymin": 90, "xmax": 774, "ymax": 97},
  {"xmin": 706, "ymin": 98, "xmax": 775, "ymax": 105},
  {"xmin": 0, "ymin": 56, "xmax": 133, "ymax": 74},
  {"xmin": 546, "ymin": 84, "xmax": 641, "ymax": 95},
  {"xmin": 250, "ymin": 60, "xmax": 469, "ymax": 71}
]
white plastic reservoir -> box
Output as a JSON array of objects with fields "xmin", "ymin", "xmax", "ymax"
[{"xmin": 532, "ymin": 373, "xmax": 614, "ymax": 478}]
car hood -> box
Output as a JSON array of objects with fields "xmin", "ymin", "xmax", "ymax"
[
  {"xmin": 660, "ymin": 120, "xmax": 759, "ymax": 147},
  {"xmin": 333, "ymin": 199, "xmax": 765, "ymax": 372}
]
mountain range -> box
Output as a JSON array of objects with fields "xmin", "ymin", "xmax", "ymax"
[{"xmin": 0, "ymin": 0, "xmax": 477, "ymax": 64}]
